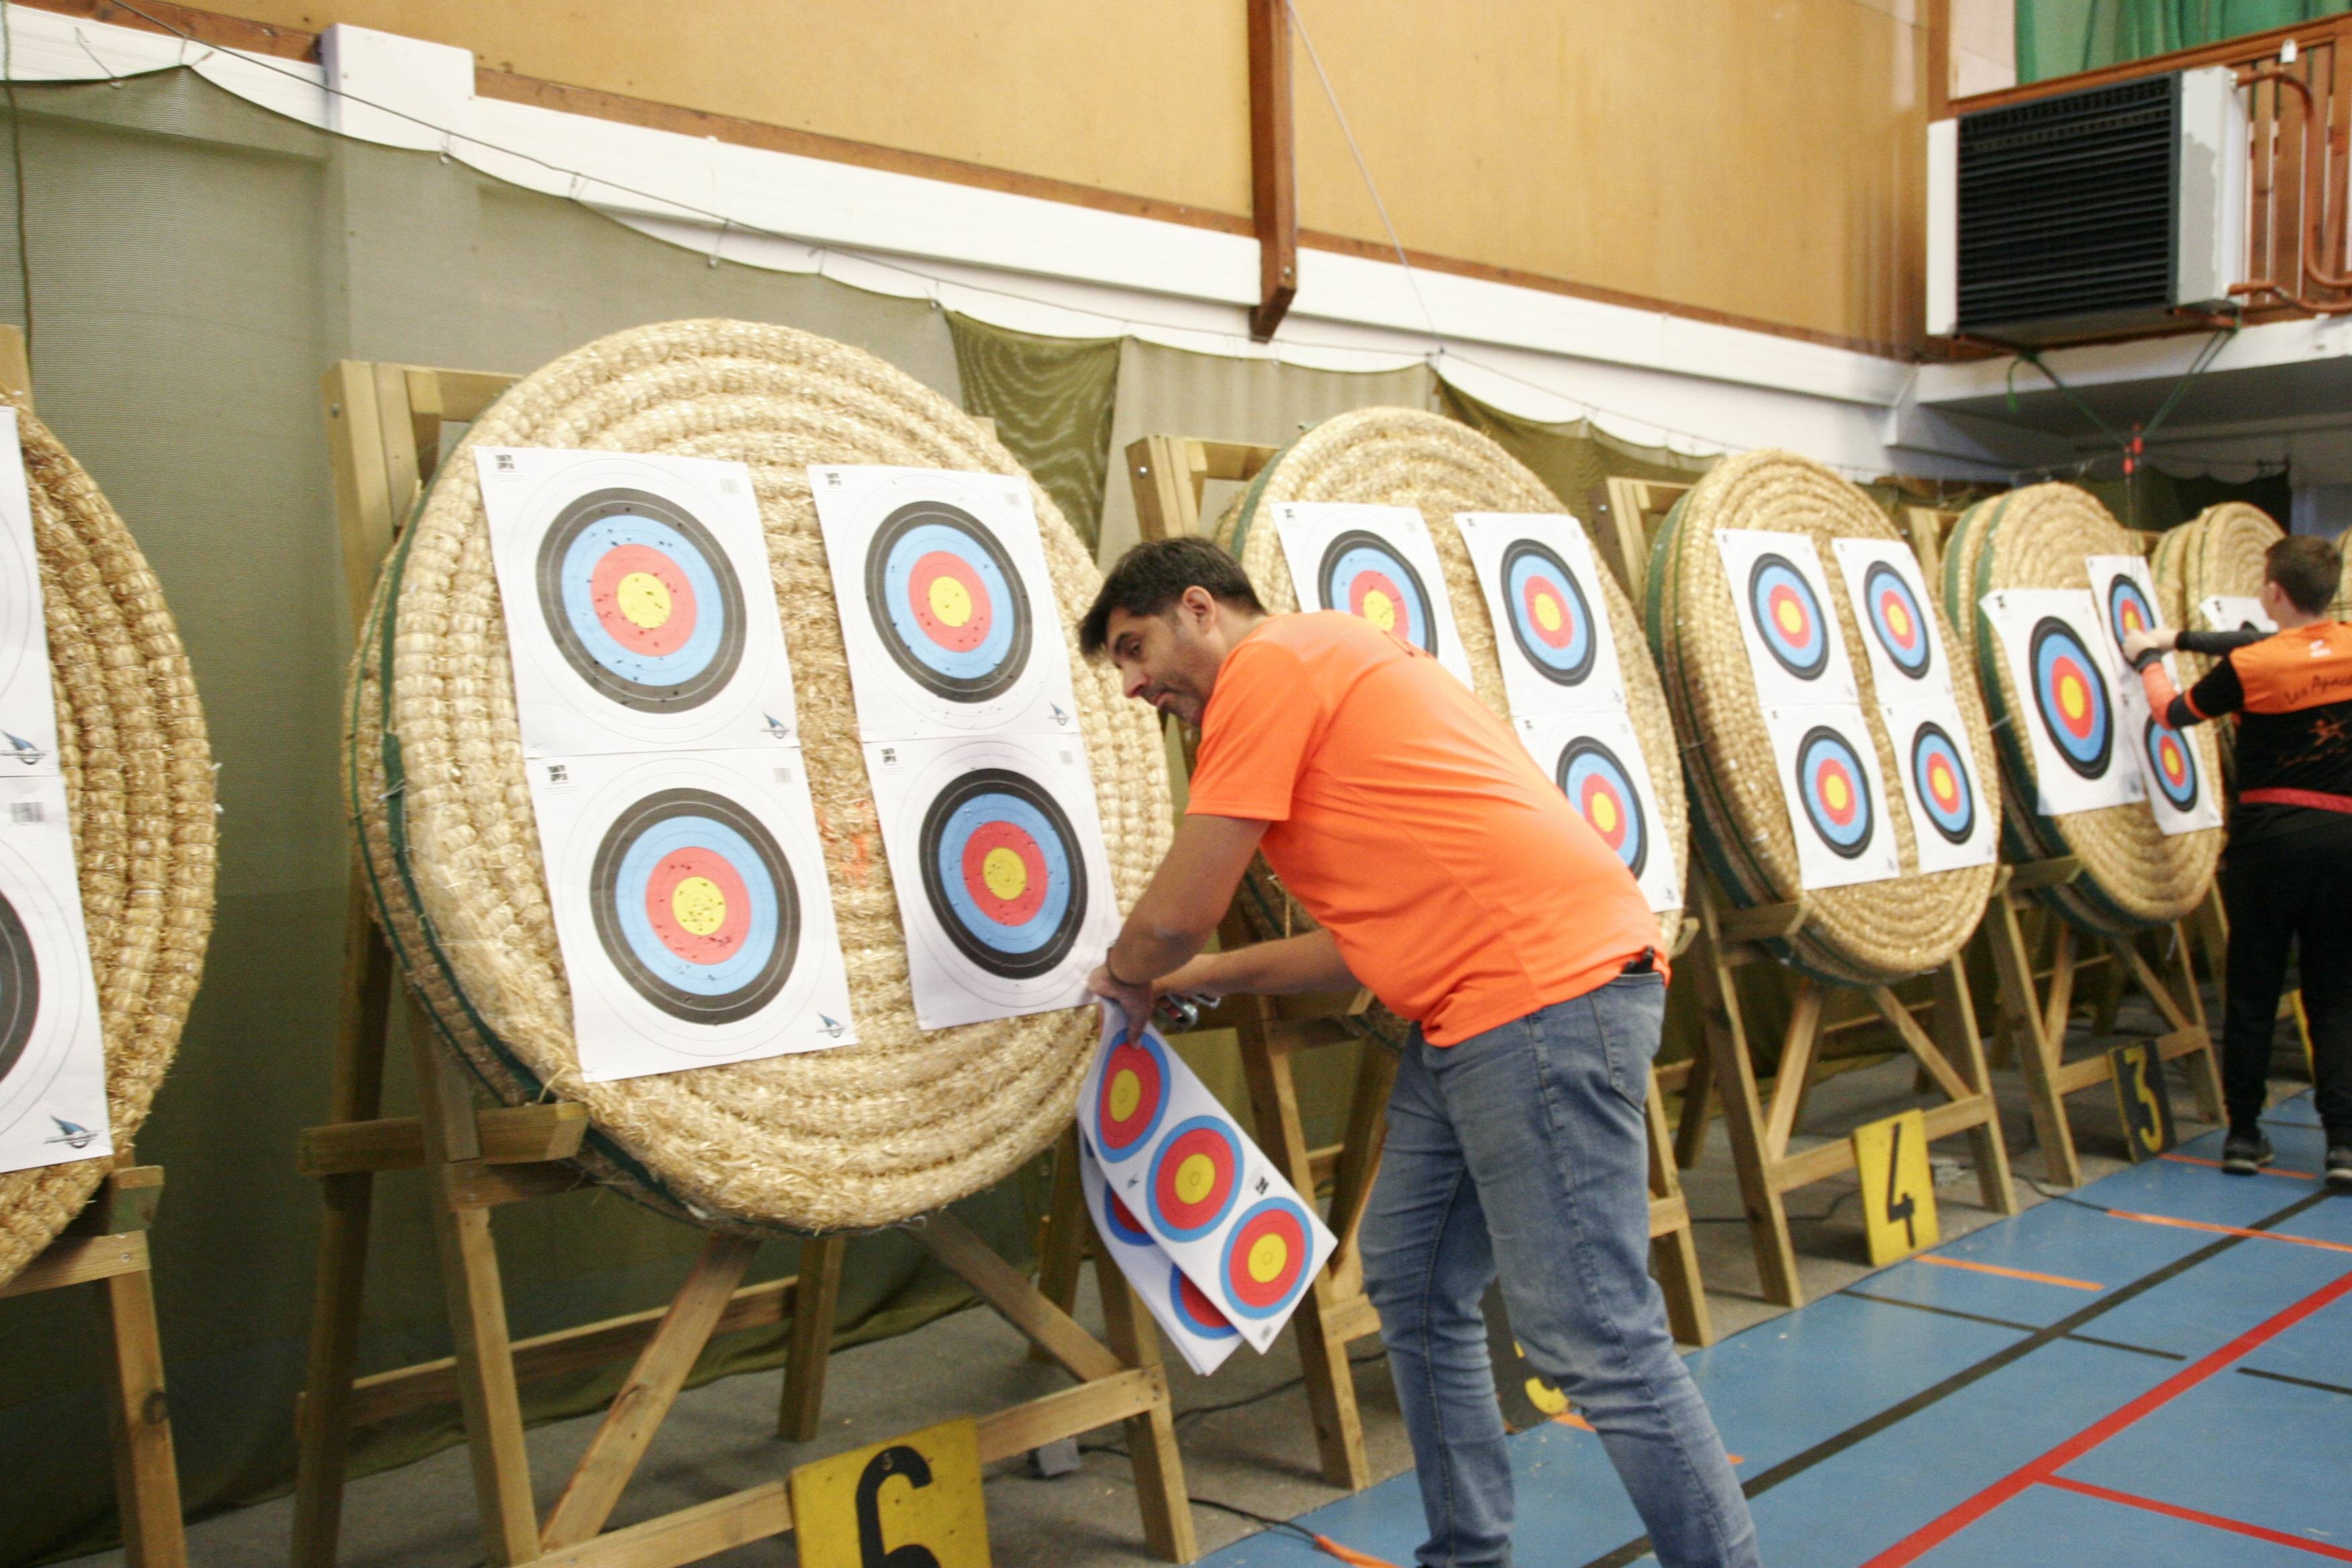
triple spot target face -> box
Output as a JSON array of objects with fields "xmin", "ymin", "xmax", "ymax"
[
  {"xmin": 865, "ymin": 499, "xmax": 1033, "ymax": 704},
  {"xmin": 1094, "ymin": 1029, "xmax": 1171, "ymax": 1159},
  {"xmin": 1147, "ymin": 1116, "xmax": 1242, "ymax": 1242},
  {"xmin": 1220, "ymin": 1197, "xmax": 1314, "ymax": 1320},
  {"xmin": 589, "ymin": 787, "xmax": 799, "ymax": 1026},
  {"xmin": 1555, "ymin": 736, "xmax": 1649, "ymax": 877},
  {"xmin": 2030, "ymin": 617, "xmax": 2114, "ymax": 779},
  {"xmin": 1319, "ymin": 530, "xmax": 1439, "ymax": 656}
]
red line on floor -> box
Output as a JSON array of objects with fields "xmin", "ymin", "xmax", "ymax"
[
  {"xmin": 2042, "ymin": 1476, "xmax": 2352, "ymax": 1561},
  {"xmin": 1857, "ymin": 1265, "xmax": 2352, "ymax": 1567},
  {"xmin": 1918, "ymin": 1255, "xmax": 2102, "ymax": 1290},
  {"xmin": 2108, "ymin": 1208, "xmax": 2352, "ymax": 1255},
  {"xmin": 2162, "ymin": 1153, "xmax": 2318, "ymax": 1181}
]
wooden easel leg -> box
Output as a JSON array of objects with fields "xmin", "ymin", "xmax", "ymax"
[
  {"xmin": 1322, "ymin": 1043, "xmax": 1397, "ymax": 1302},
  {"xmin": 289, "ymin": 889, "xmax": 396, "ymax": 1568},
  {"xmin": 101, "ymin": 1262, "xmax": 185, "ymax": 1568},
  {"xmin": 1692, "ymin": 897, "xmax": 1804, "ymax": 1307},
  {"xmin": 1029, "ymin": 1127, "xmax": 1088, "ymax": 1364},
  {"xmin": 1934, "ymin": 957, "xmax": 2018, "ymax": 1216},
  {"xmin": 2164, "ymin": 922, "xmax": 2225, "ymax": 1122},
  {"xmin": 1986, "ymin": 894, "xmax": 2081, "ymax": 1187},
  {"xmin": 1096, "ymin": 1248, "xmax": 1199, "ymax": 1565},
  {"xmin": 1643, "ymin": 1069, "xmax": 1712, "ymax": 1346},
  {"xmin": 1238, "ymin": 1027, "xmax": 1371, "ymax": 1491},
  {"xmin": 1673, "ymin": 1026, "xmax": 1715, "ymax": 1170},
  {"xmin": 777, "ymin": 1234, "xmax": 844, "ymax": 1443}
]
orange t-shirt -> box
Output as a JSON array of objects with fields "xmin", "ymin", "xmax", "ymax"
[{"xmin": 1185, "ymin": 612, "xmax": 1661, "ymax": 1045}]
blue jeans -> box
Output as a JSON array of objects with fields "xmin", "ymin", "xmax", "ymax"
[{"xmin": 1361, "ymin": 974, "xmax": 1759, "ymax": 1568}]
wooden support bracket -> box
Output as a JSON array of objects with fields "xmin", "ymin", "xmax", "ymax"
[{"xmin": 1245, "ymin": 0, "xmax": 1297, "ymax": 340}]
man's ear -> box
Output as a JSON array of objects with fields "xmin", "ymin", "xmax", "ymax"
[{"xmin": 1178, "ymin": 584, "xmax": 1217, "ymax": 630}]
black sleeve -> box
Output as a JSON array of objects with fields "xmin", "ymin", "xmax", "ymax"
[
  {"xmin": 2176, "ymin": 628, "xmax": 2266, "ymax": 657},
  {"xmin": 2182, "ymin": 654, "xmax": 2245, "ymax": 724}
]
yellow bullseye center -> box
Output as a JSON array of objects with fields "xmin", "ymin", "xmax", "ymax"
[
  {"xmin": 927, "ymin": 575, "xmax": 974, "ymax": 627},
  {"xmin": 1930, "ymin": 760, "xmax": 1955, "ymax": 800},
  {"xmin": 1534, "ymin": 594, "xmax": 1563, "ymax": 634},
  {"xmin": 1590, "ymin": 794, "xmax": 1619, "ymax": 834},
  {"xmin": 1776, "ymin": 600, "xmax": 1805, "ymax": 634},
  {"xmin": 1362, "ymin": 590, "xmax": 1398, "ymax": 632},
  {"xmin": 1824, "ymin": 774, "xmax": 1851, "ymax": 812},
  {"xmin": 1108, "ymin": 1069, "xmax": 1141, "ymax": 1123},
  {"xmin": 2059, "ymin": 676, "xmax": 2086, "ymax": 720},
  {"xmin": 1247, "ymin": 1234, "xmax": 1287, "ymax": 1283},
  {"xmin": 982, "ymin": 846, "xmax": 1028, "ymax": 901},
  {"xmin": 671, "ymin": 876, "xmax": 726, "ymax": 936},
  {"xmin": 1888, "ymin": 602, "xmax": 1913, "ymax": 639},
  {"xmin": 617, "ymin": 571, "xmax": 672, "ymax": 630},
  {"xmin": 1175, "ymin": 1154, "xmax": 1217, "ymax": 1206}
]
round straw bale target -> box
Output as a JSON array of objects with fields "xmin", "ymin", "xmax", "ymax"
[
  {"xmin": 1941, "ymin": 483, "xmax": 2218, "ymax": 934},
  {"xmin": 1647, "ymin": 450, "xmax": 1999, "ymax": 986},
  {"xmin": 0, "ymin": 399, "xmax": 215, "ymax": 1288},
  {"xmin": 1208, "ymin": 407, "xmax": 1689, "ymax": 1034},
  {"xmin": 2153, "ymin": 500, "xmax": 2285, "ymax": 689},
  {"xmin": 348, "ymin": 321, "xmax": 1169, "ymax": 1235}
]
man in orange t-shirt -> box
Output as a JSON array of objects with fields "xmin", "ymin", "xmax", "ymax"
[{"xmin": 1079, "ymin": 537, "xmax": 1757, "ymax": 1568}]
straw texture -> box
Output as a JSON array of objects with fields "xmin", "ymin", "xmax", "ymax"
[
  {"xmin": 348, "ymin": 320, "xmax": 1170, "ymax": 1234},
  {"xmin": 1210, "ymin": 407, "xmax": 1689, "ymax": 1024},
  {"xmin": 0, "ymin": 399, "xmax": 215, "ymax": 1287},
  {"xmin": 1647, "ymin": 450, "xmax": 2000, "ymax": 986},
  {"xmin": 1945, "ymin": 485, "xmax": 2218, "ymax": 934}
]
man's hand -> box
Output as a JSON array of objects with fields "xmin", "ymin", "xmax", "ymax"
[
  {"xmin": 2122, "ymin": 627, "xmax": 2175, "ymax": 665},
  {"xmin": 1086, "ymin": 961, "xmax": 1156, "ymax": 1041}
]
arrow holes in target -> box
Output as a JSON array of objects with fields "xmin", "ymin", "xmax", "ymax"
[
  {"xmin": 535, "ymin": 489, "xmax": 749, "ymax": 714},
  {"xmin": 1318, "ymin": 529, "xmax": 1439, "ymax": 658},
  {"xmin": 863, "ymin": 499, "xmax": 1034, "ymax": 703},
  {"xmin": 916, "ymin": 768, "xmax": 1087, "ymax": 981},
  {"xmin": 588, "ymin": 787, "xmax": 799, "ymax": 1025}
]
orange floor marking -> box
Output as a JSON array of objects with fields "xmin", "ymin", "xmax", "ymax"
[
  {"xmin": 2161, "ymin": 1153, "xmax": 2317, "ymax": 1181},
  {"xmin": 1918, "ymin": 1255, "xmax": 2102, "ymax": 1291},
  {"xmin": 2107, "ymin": 1208, "xmax": 2352, "ymax": 1255}
]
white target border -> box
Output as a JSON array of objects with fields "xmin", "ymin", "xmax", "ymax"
[
  {"xmin": 1456, "ymin": 511, "xmax": 1628, "ymax": 717},
  {"xmin": 1878, "ymin": 691, "xmax": 1999, "ymax": 874},
  {"xmin": 1831, "ymin": 537, "xmax": 1951, "ymax": 699},
  {"xmin": 866, "ymin": 728, "xmax": 1116, "ymax": 1030},
  {"xmin": 479, "ymin": 446, "xmax": 800, "ymax": 759},
  {"xmin": 1271, "ymin": 501, "xmax": 1476, "ymax": 691},
  {"xmin": 0, "ymin": 773, "xmax": 110, "ymax": 1176},
  {"xmin": 528, "ymin": 747, "xmax": 856, "ymax": 1083},
  {"xmin": 1511, "ymin": 707, "xmax": 1682, "ymax": 914},
  {"xmin": 1979, "ymin": 589, "xmax": 2145, "ymax": 818},
  {"xmin": 810, "ymin": 464, "xmax": 1079, "ymax": 744},
  {"xmin": 0, "ymin": 409, "xmax": 60, "ymax": 779},
  {"xmin": 1759, "ymin": 700, "xmax": 1904, "ymax": 891},
  {"xmin": 1716, "ymin": 528, "xmax": 1862, "ymax": 709}
]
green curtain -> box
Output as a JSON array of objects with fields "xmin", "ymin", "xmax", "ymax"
[
  {"xmin": 0, "ymin": 69, "xmax": 1043, "ymax": 1566},
  {"xmin": 2018, "ymin": 0, "xmax": 2352, "ymax": 82},
  {"xmin": 2082, "ymin": 464, "xmax": 2293, "ymax": 531},
  {"xmin": 947, "ymin": 312, "xmax": 1122, "ymax": 550},
  {"xmin": 1433, "ymin": 379, "xmax": 1715, "ymax": 517}
]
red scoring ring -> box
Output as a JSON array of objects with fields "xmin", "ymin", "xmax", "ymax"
[
  {"xmin": 1812, "ymin": 759, "xmax": 1860, "ymax": 826},
  {"xmin": 1877, "ymin": 587, "xmax": 1921, "ymax": 649},
  {"xmin": 1175, "ymin": 1271, "xmax": 1234, "ymax": 1332},
  {"xmin": 591, "ymin": 543, "xmax": 698, "ymax": 655},
  {"xmin": 1153, "ymin": 1125, "xmax": 1238, "ymax": 1229},
  {"xmin": 1348, "ymin": 570, "xmax": 1408, "ymax": 622},
  {"xmin": 1767, "ymin": 583, "xmax": 1817, "ymax": 649},
  {"xmin": 1519, "ymin": 575, "xmax": 1577, "ymax": 649},
  {"xmin": 2049, "ymin": 657, "xmax": 2098, "ymax": 740},
  {"xmin": 907, "ymin": 550, "xmax": 993, "ymax": 652},
  {"xmin": 1577, "ymin": 775, "xmax": 1630, "ymax": 851},
  {"xmin": 1226, "ymin": 1207, "xmax": 1307, "ymax": 1310},
  {"xmin": 644, "ymin": 846, "xmax": 753, "ymax": 965},
  {"xmin": 1095, "ymin": 1039, "xmax": 1165, "ymax": 1153},
  {"xmin": 959, "ymin": 820, "xmax": 1049, "ymax": 926}
]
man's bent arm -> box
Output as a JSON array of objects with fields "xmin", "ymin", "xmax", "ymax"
[
  {"xmin": 1104, "ymin": 813, "xmax": 1269, "ymax": 984},
  {"xmin": 1174, "ymin": 928, "xmax": 1359, "ymax": 997}
]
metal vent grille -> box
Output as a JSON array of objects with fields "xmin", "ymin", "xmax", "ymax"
[{"xmin": 1957, "ymin": 75, "xmax": 2177, "ymax": 335}]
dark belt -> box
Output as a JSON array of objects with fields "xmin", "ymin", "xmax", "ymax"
[{"xmin": 1622, "ymin": 946, "xmax": 1657, "ymax": 975}]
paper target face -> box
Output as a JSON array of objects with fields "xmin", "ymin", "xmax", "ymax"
[
  {"xmin": 1718, "ymin": 530, "xmax": 1857, "ymax": 705},
  {"xmin": 0, "ymin": 776, "xmax": 109, "ymax": 1175},
  {"xmin": 1751, "ymin": 555, "xmax": 1832, "ymax": 680},
  {"xmin": 1513, "ymin": 709, "xmax": 1681, "ymax": 913},
  {"xmin": 0, "ymin": 413, "xmax": 58, "ymax": 777},
  {"xmin": 1219, "ymin": 1196, "xmax": 1315, "ymax": 1322},
  {"xmin": 2029, "ymin": 617, "xmax": 2113, "ymax": 780},
  {"xmin": 1832, "ymin": 538, "xmax": 1949, "ymax": 699},
  {"xmin": 1881, "ymin": 697, "xmax": 1996, "ymax": 873},
  {"xmin": 1075, "ymin": 1138, "xmax": 1240, "ymax": 1376},
  {"xmin": 1169, "ymin": 1263, "xmax": 1240, "ymax": 1341},
  {"xmin": 2106, "ymin": 577, "xmax": 2157, "ymax": 652},
  {"xmin": 2144, "ymin": 718, "xmax": 2200, "ymax": 812},
  {"xmin": 1861, "ymin": 562, "xmax": 1932, "ymax": 680},
  {"xmin": 480, "ymin": 448, "xmax": 798, "ymax": 755},
  {"xmin": 530, "ymin": 749, "xmax": 855, "ymax": 1081},
  {"xmin": 1759, "ymin": 703, "xmax": 1900, "ymax": 889},
  {"xmin": 1454, "ymin": 513, "xmax": 1628, "ymax": 716},
  {"xmin": 1502, "ymin": 540, "xmax": 1596, "ymax": 684},
  {"xmin": 1093, "ymin": 1028, "xmax": 1172, "ymax": 1160},
  {"xmin": 868, "ymin": 732, "xmax": 1115, "ymax": 1028},
  {"xmin": 812, "ymin": 466, "xmax": 1077, "ymax": 742},
  {"xmin": 1795, "ymin": 725, "xmax": 1876, "ymax": 859},
  {"xmin": 1556, "ymin": 736, "xmax": 1650, "ymax": 877},
  {"xmin": 1273, "ymin": 501, "xmax": 1475, "ymax": 689},
  {"xmin": 1907, "ymin": 720, "xmax": 1976, "ymax": 845},
  {"xmin": 1146, "ymin": 1115, "xmax": 1243, "ymax": 1242},
  {"xmin": 1980, "ymin": 590, "xmax": 2143, "ymax": 816}
]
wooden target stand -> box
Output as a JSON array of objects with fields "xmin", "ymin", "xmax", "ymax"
[
  {"xmin": 290, "ymin": 362, "xmax": 1194, "ymax": 1568},
  {"xmin": 1030, "ymin": 435, "xmax": 1714, "ymax": 1493},
  {"xmin": 0, "ymin": 334, "xmax": 187, "ymax": 1568}
]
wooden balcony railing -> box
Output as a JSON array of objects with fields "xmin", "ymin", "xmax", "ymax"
[{"xmin": 1952, "ymin": 13, "xmax": 2352, "ymax": 325}]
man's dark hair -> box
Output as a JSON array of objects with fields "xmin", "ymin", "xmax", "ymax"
[
  {"xmin": 1079, "ymin": 536, "xmax": 1266, "ymax": 656},
  {"xmin": 2266, "ymin": 534, "xmax": 2341, "ymax": 616}
]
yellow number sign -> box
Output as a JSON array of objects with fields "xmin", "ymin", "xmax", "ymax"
[
  {"xmin": 1851, "ymin": 1108, "xmax": 1939, "ymax": 1267},
  {"xmin": 790, "ymin": 1416, "xmax": 989, "ymax": 1568},
  {"xmin": 2107, "ymin": 1040, "xmax": 2174, "ymax": 1163}
]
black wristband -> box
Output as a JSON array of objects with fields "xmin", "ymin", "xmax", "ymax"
[{"xmin": 2130, "ymin": 646, "xmax": 2165, "ymax": 673}]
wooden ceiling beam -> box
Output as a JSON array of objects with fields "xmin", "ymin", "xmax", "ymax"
[{"xmin": 1247, "ymin": 0, "xmax": 1299, "ymax": 341}]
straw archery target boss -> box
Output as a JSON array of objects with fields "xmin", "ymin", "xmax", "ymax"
[{"xmin": 537, "ymin": 489, "xmax": 748, "ymax": 712}]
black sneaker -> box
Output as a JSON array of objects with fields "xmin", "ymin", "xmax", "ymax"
[
  {"xmin": 2220, "ymin": 1132, "xmax": 2275, "ymax": 1175},
  {"xmin": 2326, "ymin": 1146, "xmax": 2352, "ymax": 1191}
]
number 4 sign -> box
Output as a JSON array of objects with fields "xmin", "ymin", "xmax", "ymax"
[{"xmin": 1851, "ymin": 1108, "xmax": 1940, "ymax": 1268}]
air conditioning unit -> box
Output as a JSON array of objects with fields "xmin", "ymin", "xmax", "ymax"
[{"xmin": 1927, "ymin": 66, "xmax": 2247, "ymax": 344}]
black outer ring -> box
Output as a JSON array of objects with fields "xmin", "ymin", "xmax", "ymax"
[
  {"xmin": 862, "ymin": 499, "xmax": 1034, "ymax": 703},
  {"xmin": 2106, "ymin": 575, "xmax": 2154, "ymax": 654},
  {"xmin": 534, "ymin": 488, "xmax": 749, "ymax": 714},
  {"xmin": 1500, "ymin": 539, "xmax": 1597, "ymax": 685},
  {"xmin": 1318, "ymin": 529, "xmax": 1439, "ymax": 658},
  {"xmin": 1908, "ymin": 720, "xmax": 1976, "ymax": 846},
  {"xmin": 1794, "ymin": 724, "xmax": 1875, "ymax": 860},
  {"xmin": 917, "ymin": 767, "xmax": 1087, "ymax": 980},
  {"xmin": 1865, "ymin": 560, "xmax": 1932, "ymax": 680},
  {"xmin": 0, "ymin": 887, "xmax": 38, "ymax": 1084},
  {"xmin": 1554, "ymin": 736, "xmax": 1649, "ymax": 877},
  {"xmin": 589, "ymin": 787, "xmax": 799, "ymax": 1025},
  {"xmin": 1747, "ymin": 552, "xmax": 1831, "ymax": 680},
  {"xmin": 2028, "ymin": 616, "xmax": 2114, "ymax": 780},
  {"xmin": 2143, "ymin": 717, "xmax": 2201, "ymax": 811}
]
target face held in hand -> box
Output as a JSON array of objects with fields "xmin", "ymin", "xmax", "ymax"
[
  {"xmin": 1863, "ymin": 561, "xmax": 1932, "ymax": 681},
  {"xmin": 917, "ymin": 767, "xmax": 1087, "ymax": 981},
  {"xmin": 1094, "ymin": 1028, "xmax": 1171, "ymax": 1159},
  {"xmin": 1555, "ymin": 736, "xmax": 1649, "ymax": 877},
  {"xmin": 1220, "ymin": 1196, "xmax": 1314, "ymax": 1320},
  {"xmin": 1146, "ymin": 1116, "xmax": 1243, "ymax": 1242},
  {"xmin": 2145, "ymin": 717, "xmax": 2201, "ymax": 812},
  {"xmin": 1098, "ymin": 1179, "xmax": 1157, "ymax": 1251},
  {"xmin": 1320, "ymin": 530, "xmax": 1439, "ymax": 657},
  {"xmin": 1908, "ymin": 720, "xmax": 1977, "ymax": 845},
  {"xmin": 1749, "ymin": 554, "xmax": 1832, "ymax": 681},
  {"xmin": 588, "ymin": 788, "xmax": 799, "ymax": 1026},
  {"xmin": 2029, "ymin": 618, "xmax": 2114, "ymax": 779},
  {"xmin": 536, "ymin": 489, "xmax": 748, "ymax": 714},
  {"xmin": 864, "ymin": 498, "xmax": 1034, "ymax": 703},
  {"xmin": 1501, "ymin": 540, "xmax": 1597, "ymax": 686},
  {"xmin": 1169, "ymin": 1263, "xmax": 1240, "ymax": 1340},
  {"xmin": 1795, "ymin": 725, "xmax": 1877, "ymax": 859}
]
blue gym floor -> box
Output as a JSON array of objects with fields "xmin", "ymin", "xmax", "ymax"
[{"xmin": 1197, "ymin": 1094, "xmax": 2352, "ymax": 1568}]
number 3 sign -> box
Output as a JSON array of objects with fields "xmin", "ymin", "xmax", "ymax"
[{"xmin": 791, "ymin": 1417, "xmax": 990, "ymax": 1568}]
